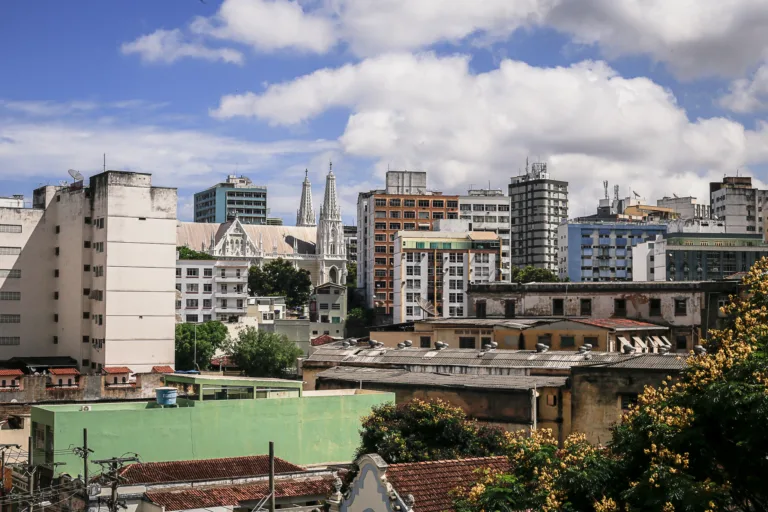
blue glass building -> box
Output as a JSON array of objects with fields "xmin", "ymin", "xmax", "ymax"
[{"xmin": 194, "ymin": 175, "xmax": 268, "ymax": 225}]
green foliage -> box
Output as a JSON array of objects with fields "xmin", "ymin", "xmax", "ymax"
[
  {"xmin": 174, "ymin": 321, "xmax": 228, "ymax": 371},
  {"xmin": 356, "ymin": 399, "xmax": 512, "ymax": 464},
  {"xmin": 248, "ymin": 258, "xmax": 312, "ymax": 309},
  {"xmin": 511, "ymin": 265, "xmax": 561, "ymax": 283},
  {"xmin": 225, "ymin": 327, "xmax": 303, "ymax": 378},
  {"xmin": 345, "ymin": 307, "xmax": 375, "ymax": 338},
  {"xmin": 346, "ymin": 262, "xmax": 357, "ymax": 287},
  {"xmin": 177, "ymin": 246, "xmax": 215, "ymax": 260}
]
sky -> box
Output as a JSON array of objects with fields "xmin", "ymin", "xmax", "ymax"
[{"xmin": 2, "ymin": 0, "xmax": 768, "ymax": 224}]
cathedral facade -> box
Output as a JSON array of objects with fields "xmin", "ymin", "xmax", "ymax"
[{"xmin": 176, "ymin": 169, "xmax": 347, "ymax": 287}]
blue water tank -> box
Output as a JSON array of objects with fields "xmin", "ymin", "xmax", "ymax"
[{"xmin": 155, "ymin": 387, "xmax": 178, "ymax": 406}]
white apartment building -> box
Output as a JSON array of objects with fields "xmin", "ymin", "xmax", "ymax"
[
  {"xmin": 0, "ymin": 171, "xmax": 177, "ymax": 373},
  {"xmin": 393, "ymin": 231, "xmax": 500, "ymax": 323},
  {"xmin": 657, "ymin": 196, "xmax": 710, "ymax": 220},
  {"xmin": 710, "ymin": 176, "xmax": 768, "ymax": 234},
  {"xmin": 458, "ymin": 189, "xmax": 511, "ymax": 281},
  {"xmin": 247, "ymin": 296, "xmax": 287, "ymax": 324},
  {"xmin": 175, "ymin": 260, "xmax": 249, "ymax": 323},
  {"xmin": 509, "ymin": 162, "xmax": 568, "ymax": 271}
]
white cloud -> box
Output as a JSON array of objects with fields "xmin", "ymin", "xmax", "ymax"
[
  {"xmin": 209, "ymin": 52, "xmax": 768, "ymax": 214},
  {"xmin": 720, "ymin": 63, "xmax": 768, "ymax": 112},
  {"xmin": 0, "ymin": 99, "xmax": 169, "ymax": 117},
  {"xmin": 121, "ymin": 28, "xmax": 243, "ymax": 65}
]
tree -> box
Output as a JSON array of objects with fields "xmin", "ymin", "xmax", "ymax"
[
  {"xmin": 511, "ymin": 265, "xmax": 561, "ymax": 283},
  {"xmin": 356, "ymin": 399, "xmax": 512, "ymax": 464},
  {"xmin": 346, "ymin": 262, "xmax": 357, "ymax": 287},
  {"xmin": 175, "ymin": 321, "xmax": 228, "ymax": 371},
  {"xmin": 248, "ymin": 258, "xmax": 312, "ymax": 309},
  {"xmin": 226, "ymin": 327, "xmax": 303, "ymax": 378},
  {"xmin": 177, "ymin": 246, "xmax": 215, "ymax": 260},
  {"xmin": 345, "ymin": 307, "xmax": 375, "ymax": 338}
]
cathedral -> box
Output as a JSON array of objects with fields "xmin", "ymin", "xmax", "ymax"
[{"xmin": 176, "ymin": 168, "xmax": 347, "ymax": 287}]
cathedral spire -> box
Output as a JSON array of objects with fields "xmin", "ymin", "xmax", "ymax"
[
  {"xmin": 317, "ymin": 164, "xmax": 345, "ymax": 260},
  {"xmin": 296, "ymin": 169, "xmax": 316, "ymax": 227},
  {"xmin": 319, "ymin": 163, "xmax": 341, "ymax": 222}
]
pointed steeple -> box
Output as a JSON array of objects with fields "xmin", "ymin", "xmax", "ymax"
[
  {"xmin": 296, "ymin": 169, "xmax": 316, "ymax": 227},
  {"xmin": 317, "ymin": 162, "xmax": 345, "ymax": 259},
  {"xmin": 319, "ymin": 163, "xmax": 341, "ymax": 222}
]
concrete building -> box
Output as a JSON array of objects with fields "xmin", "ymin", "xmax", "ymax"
[
  {"xmin": 247, "ymin": 296, "xmax": 287, "ymax": 324},
  {"xmin": 175, "ymin": 259, "xmax": 249, "ymax": 323},
  {"xmin": 710, "ymin": 175, "xmax": 768, "ymax": 234},
  {"xmin": 458, "ymin": 189, "xmax": 512, "ymax": 281},
  {"xmin": 194, "ymin": 175, "xmax": 268, "ymax": 225},
  {"xmin": 310, "ymin": 283, "xmax": 347, "ymax": 325},
  {"xmin": 260, "ymin": 319, "xmax": 345, "ymax": 354},
  {"xmin": 30, "ymin": 374, "xmax": 393, "ymax": 478},
  {"xmin": 467, "ymin": 280, "xmax": 737, "ymax": 352},
  {"xmin": 0, "ymin": 171, "xmax": 176, "ymax": 373},
  {"xmin": 265, "ymin": 217, "xmax": 284, "ymax": 226},
  {"xmin": 343, "ymin": 225, "xmax": 357, "ymax": 263},
  {"xmin": 178, "ymin": 169, "xmax": 346, "ymax": 288},
  {"xmin": 509, "ymin": 162, "xmax": 568, "ymax": 271},
  {"xmin": 557, "ymin": 222, "xmax": 667, "ymax": 282},
  {"xmin": 657, "ymin": 196, "xmax": 710, "ymax": 220},
  {"xmin": 392, "ymin": 231, "xmax": 500, "ymax": 323},
  {"xmin": 0, "ymin": 195, "xmax": 24, "ymax": 208},
  {"xmin": 357, "ymin": 171, "xmax": 459, "ymax": 317},
  {"xmin": 633, "ymin": 233, "xmax": 768, "ymax": 282}
]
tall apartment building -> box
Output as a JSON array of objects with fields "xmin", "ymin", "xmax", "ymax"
[
  {"xmin": 458, "ymin": 189, "xmax": 511, "ymax": 281},
  {"xmin": 509, "ymin": 162, "xmax": 568, "ymax": 271},
  {"xmin": 194, "ymin": 175, "xmax": 268, "ymax": 225},
  {"xmin": 357, "ymin": 171, "xmax": 459, "ymax": 317},
  {"xmin": 557, "ymin": 222, "xmax": 667, "ymax": 282},
  {"xmin": 0, "ymin": 171, "xmax": 177, "ymax": 373},
  {"xmin": 343, "ymin": 225, "xmax": 357, "ymax": 263},
  {"xmin": 657, "ymin": 196, "xmax": 710, "ymax": 220},
  {"xmin": 710, "ymin": 176, "xmax": 768, "ymax": 234},
  {"xmin": 176, "ymin": 260, "xmax": 249, "ymax": 323},
  {"xmin": 393, "ymin": 231, "xmax": 500, "ymax": 323}
]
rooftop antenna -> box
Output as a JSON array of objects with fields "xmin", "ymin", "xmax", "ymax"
[
  {"xmin": 603, "ymin": 180, "xmax": 608, "ymax": 199},
  {"xmin": 673, "ymin": 193, "xmax": 679, "ymax": 198},
  {"xmin": 68, "ymin": 169, "xmax": 84, "ymax": 182},
  {"xmin": 613, "ymin": 185, "xmax": 619, "ymax": 201},
  {"xmin": 103, "ymin": 153, "xmax": 106, "ymax": 173}
]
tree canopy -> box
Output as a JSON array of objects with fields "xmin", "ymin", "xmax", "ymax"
[
  {"xmin": 345, "ymin": 307, "xmax": 375, "ymax": 338},
  {"xmin": 511, "ymin": 265, "xmax": 562, "ymax": 283},
  {"xmin": 458, "ymin": 258, "xmax": 768, "ymax": 512},
  {"xmin": 346, "ymin": 262, "xmax": 357, "ymax": 287},
  {"xmin": 177, "ymin": 246, "xmax": 215, "ymax": 260},
  {"xmin": 225, "ymin": 327, "xmax": 303, "ymax": 378},
  {"xmin": 174, "ymin": 321, "xmax": 228, "ymax": 371},
  {"xmin": 248, "ymin": 258, "xmax": 312, "ymax": 309},
  {"xmin": 356, "ymin": 399, "xmax": 512, "ymax": 464}
]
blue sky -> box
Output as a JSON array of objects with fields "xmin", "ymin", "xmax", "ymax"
[{"xmin": 2, "ymin": 0, "xmax": 768, "ymax": 223}]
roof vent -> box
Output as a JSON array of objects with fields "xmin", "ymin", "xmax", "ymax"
[
  {"xmin": 693, "ymin": 345, "xmax": 707, "ymax": 355},
  {"xmin": 535, "ymin": 343, "xmax": 549, "ymax": 353},
  {"xmin": 659, "ymin": 346, "xmax": 670, "ymax": 355},
  {"xmin": 490, "ymin": 341, "xmax": 498, "ymax": 350},
  {"xmin": 403, "ymin": 340, "xmax": 413, "ymax": 347},
  {"xmin": 396, "ymin": 343, "xmax": 405, "ymax": 349},
  {"xmin": 341, "ymin": 341, "xmax": 350, "ymax": 349},
  {"xmin": 368, "ymin": 339, "xmax": 378, "ymax": 348},
  {"xmin": 435, "ymin": 341, "xmax": 448, "ymax": 350},
  {"xmin": 622, "ymin": 344, "xmax": 636, "ymax": 354}
]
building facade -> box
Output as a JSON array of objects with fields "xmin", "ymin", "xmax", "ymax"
[
  {"xmin": 657, "ymin": 196, "xmax": 710, "ymax": 220},
  {"xmin": 557, "ymin": 222, "xmax": 667, "ymax": 282},
  {"xmin": 508, "ymin": 162, "xmax": 568, "ymax": 271},
  {"xmin": 343, "ymin": 225, "xmax": 357, "ymax": 263},
  {"xmin": 194, "ymin": 175, "xmax": 268, "ymax": 225},
  {"xmin": 175, "ymin": 259, "xmax": 249, "ymax": 323},
  {"xmin": 0, "ymin": 171, "xmax": 177, "ymax": 373},
  {"xmin": 458, "ymin": 189, "xmax": 511, "ymax": 281},
  {"xmin": 392, "ymin": 231, "xmax": 500, "ymax": 323},
  {"xmin": 710, "ymin": 176, "xmax": 768, "ymax": 234},
  {"xmin": 178, "ymin": 170, "xmax": 346, "ymax": 288},
  {"xmin": 357, "ymin": 171, "xmax": 459, "ymax": 317},
  {"xmin": 310, "ymin": 283, "xmax": 347, "ymax": 325}
]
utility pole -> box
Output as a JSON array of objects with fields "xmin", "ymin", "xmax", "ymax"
[
  {"xmin": 268, "ymin": 442, "xmax": 275, "ymax": 512},
  {"xmin": 92, "ymin": 456, "xmax": 138, "ymax": 512},
  {"xmin": 73, "ymin": 429, "xmax": 94, "ymax": 488}
]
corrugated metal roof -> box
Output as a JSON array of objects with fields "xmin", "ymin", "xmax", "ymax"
[
  {"xmin": 316, "ymin": 367, "xmax": 568, "ymax": 390},
  {"xmin": 572, "ymin": 318, "xmax": 668, "ymax": 331},
  {"xmin": 593, "ymin": 354, "xmax": 688, "ymax": 370}
]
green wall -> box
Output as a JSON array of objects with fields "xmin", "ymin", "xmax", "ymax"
[{"xmin": 32, "ymin": 391, "xmax": 392, "ymax": 476}]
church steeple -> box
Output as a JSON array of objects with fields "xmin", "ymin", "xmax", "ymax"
[
  {"xmin": 317, "ymin": 162, "xmax": 345, "ymax": 257},
  {"xmin": 296, "ymin": 169, "xmax": 316, "ymax": 227}
]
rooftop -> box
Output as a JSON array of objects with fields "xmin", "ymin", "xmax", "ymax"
[
  {"xmin": 0, "ymin": 369, "xmax": 23, "ymax": 377},
  {"xmin": 316, "ymin": 367, "xmax": 568, "ymax": 391},
  {"xmin": 102, "ymin": 367, "xmax": 132, "ymax": 374},
  {"xmin": 470, "ymin": 280, "xmax": 739, "ymax": 294},
  {"xmin": 387, "ymin": 457, "xmax": 509, "ymax": 512},
  {"xmin": 396, "ymin": 231, "xmax": 499, "ymax": 241},
  {"xmin": 151, "ymin": 366, "xmax": 175, "ymax": 374},
  {"xmin": 48, "ymin": 368, "xmax": 80, "ymax": 376},
  {"xmin": 571, "ymin": 318, "xmax": 668, "ymax": 331},
  {"xmin": 119, "ymin": 455, "xmax": 306, "ymax": 485}
]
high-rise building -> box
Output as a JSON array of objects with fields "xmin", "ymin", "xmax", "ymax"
[
  {"xmin": 458, "ymin": 189, "xmax": 511, "ymax": 281},
  {"xmin": 508, "ymin": 162, "xmax": 568, "ymax": 271},
  {"xmin": 657, "ymin": 196, "xmax": 710, "ymax": 220},
  {"xmin": 357, "ymin": 171, "xmax": 459, "ymax": 317},
  {"xmin": 393, "ymin": 231, "xmax": 500, "ymax": 323},
  {"xmin": 194, "ymin": 175, "xmax": 267, "ymax": 225},
  {"xmin": 709, "ymin": 176, "xmax": 768, "ymax": 234},
  {"xmin": 0, "ymin": 171, "xmax": 177, "ymax": 373},
  {"xmin": 343, "ymin": 225, "xmax": 357, "ymax": 263}
]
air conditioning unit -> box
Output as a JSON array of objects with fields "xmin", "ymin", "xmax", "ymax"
[{"xmin": 80, "ymin": 405, "xmax": 92, "ymax": 412}]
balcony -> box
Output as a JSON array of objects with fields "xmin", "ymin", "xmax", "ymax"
[
  {"xmin": 217, "ymin": 290, "xmax": 247, "ymax": 298},
  {"xmin": 217, "ymin": 306, "xmax": 246, "ymax": 314},
  {"xmin": 216, "ymin": 275, "xmax": 247, "ymax": 283}
]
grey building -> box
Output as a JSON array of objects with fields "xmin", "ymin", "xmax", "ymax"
[
  {"xmin": 311, "ymin": 282, "xmax": 347, "ymax": 325},
  {"xmin": 709, "ymin": 176, "xmax": 768, "ymax": 234},
  {"xmin": 458, "ymin": 189, "xmax": 512, "ymax": 281},
  {"xmin": 509, "ymin": 162, "xmax": 568, "ymax": 271},
  {"xmin": 343, "ymin": 225, "xmax": 357, "ymax": 263},
  {"xmin": 194, "ymin": 175, "xmax": 268, "ymax": 225},
  {"xmin": 657, "ymin": 196, "xmax": 710, "ymax": 220}
]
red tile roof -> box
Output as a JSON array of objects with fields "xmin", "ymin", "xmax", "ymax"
[
  {"xmin": 0, "ymin": 370, "xmax": 23, "ymax": 377},
  {"xmin": 48, "ymin": 368, "xmax": 80, "ymax": 376},
  {"xmin": 145, "ymin": 476, "xmax": 334, "ymax": 511},
  {"xmin": 572, "ymin": 318, "xmax": 667, "ymax": 330},
  {"xmin": 210, "ymin": 356, "xmax": 236, "ymax": 367},
  {"xmin": 119, "ymin": 455, "xmax": 306, "ymax": 485},
  {"xmin": 102, "ymin": 367, "xmax": 132, "ymax": 374},
  {"xmin": 311, "ymin": 334, "xmax": 335, "ymax": 347},
  {"xmin": 151, "ymin": 365, "xmax": 175, "ymax": 374},
  {"xmin": 387, "ymin": 457, "xmax": 509, "ymax": 512}
]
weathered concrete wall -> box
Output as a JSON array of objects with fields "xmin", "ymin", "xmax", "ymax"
[{"xmin": 0, "ymin": 373, "xmax": 163, "ymax": 404}]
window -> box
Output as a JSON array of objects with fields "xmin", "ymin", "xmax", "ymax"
[
  {"xmin": 53, "ymin": 314, "xmax": 58, "ymax": 323},
  {"xmin": 331, "ymin": 304, "xmax": 341, "ymax": 310},
  {"xmin": 0, "ymin": 292, "xmax": 20, "ymax": 301},
  {"xmin": 319, "ymin": 303, "xmax": 329, "ymax": 310},
  {"xmin": 203, "ymin": 283, "xmax": 213, "ymax": 293},
  {"xmin": 560, "ymin": 335, "xmax": 575, "ymax": 348},
  {"xmin": 375, "ymin": 246, "xmax": 387, "ymax": 253},
  {"xmin": 203, "ymin": 314, "xmax": 212, "ymax": 322},
  {"xmin": 54, "ymin": 269, "xmax": 59, "ymax": 278},
  {"xmin": 204, "ymin": 268, "xmax": 213, "ymax": 277},
  {"xmin": 405, "ymin": 306, "xmax": 414, "ymax": 316},
  {"xmin": 432, "ymin": 212, "xmax": 444, "ymax": 220},
  {"xmin": 432, "ymin": 200, "xmax": 444, "ymax": 208},
  {"xmin": 83, "ymin": 264, "xmax": 90, "ymax": 272},
  {"xmin": 389, "ymin": 223, "xmax": 401, "ymax": 230},
  {"xmin": 0, "ymin": 247, "xmax": 21, "ymax": 256},
  {"xmin": 82, "ymin": 312, "xmax": 90, "ymax": 319},
  {"xmin": 505, "ymin": 300, "xmax": 515, "ymax": 319},
  {"xmin": 176, "ymin": 268, "xmax": 182, "ymax": 278},
  {"xmin": 459, "ymin": 337, "xmax": 476, "ymax": 349},
  {"xmin": 55, "ymin": 225, "xmax": 60, "ymax": 234},
  {"xmin": 98, "ymin": 314, "xmax": 103, "ymax": 325},
  {"xmin": 0, "ymin": 269, "xmax": 21, "ymax": 278},
  {"xmin": 537, "ymin": 334, "xmax": 552, "ymax": 346},
  {"xmin": 186, "ymin": 314, "xmax": 199, "ymax": 323},
  {"xmin": 0, "ymin": 337, "xmax": 20, "ymax": 345},
  {"xmin": 83, "ymin": 336, "xmax": 89, "ymax": 344},
  {"xmin": 83, "ymin": 241, "xmax": 91, "ymax": 249},
  {"xmin": 375, "ymin": 198, "xmax": 387, "ymax": 207},
  {"xmin": 420, "ymin": 336, "xmax": 431, "ymax": 348},
  {"xmin": 53, "ymin": 336, "xmax": 58, "ymax": 344},
  {"xmin": 476, "ymin": 300, "xmax": 486, "ymax": 318},
  {"xmin": 447, "ymin": 200, "xmax": 458, "ymax": 208},
  {"xmin": 389, "ymin": 199, "xmax": 401, "ymax": 207},
  {"xmin": 0, "ymin": 224, "xmax": 22, "ymax": 233},
  {"xmin": 674, "ymin": 299, "xmax": 687, "ymax": 316},
  {"xmin": 83, "ymin": 288, "xmax": 90, "ymax": 296},
  {"xmin": 84, "ymin": 216, "xmax": 92, "ymax": 224},
  {"xmin": 620, "ymin": 394, "xmax": 639, "ymax": 412},
  {"xmin": 186, "ymin": 299, "xmax": 199, "ymax": 308},
  {"xmin": 546, "ymin": 394, "xmax": 558, "ymax": 407},
  {"xmin": 53, "ymin": 291, "xmax": 59, "ymax": 300},
  {"xmin": 236, "ymin": 269, "xmax": 241, "ymax": 278},
  {"xmin": 375, "ymin": 234, "xmax": 387, "ymax": 242},
  {"xmin": 649, "ymin": 298, "xmax": 661, "ymax": 317},
  {"xmin": 375, "ymin": 223, "xmax": 386, "ymax": 230},
  {"xmin": 676, "ymin": 336, "xmax": 687, "ymax": 350},
  {"xmin": 614, "ymin": 299, "xmax": 627, "ymax": 317},
  {"xmin": 552, "ymin": 298, "xmax": 564, "ymax": 316},
  {"xmin": 580, "ymin": 298, "xmax": 592, "ymax": 316},
  {"xmin": 375, "ymin": 258, "xmax": 387, "ymax": 265},
  {"xmin": 203, "ymin": 299, "xmax": 212, "ymax": 308},
  {"xmin": 186, "ymin": 283, "xmax": 199, "ymax": 293}
]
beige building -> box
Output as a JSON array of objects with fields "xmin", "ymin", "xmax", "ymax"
[
  {"xmin": 0, "ymin": 171, "xmax": 176, "ymax": 373},
  {"xmin": 176, "ymin": 259, "xmax": 249, "ymax": 323}
]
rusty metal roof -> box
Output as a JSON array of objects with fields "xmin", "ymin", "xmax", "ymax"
[{"xmin": 571, "ymin": 318, "xmax": 668, "ymax": 331}]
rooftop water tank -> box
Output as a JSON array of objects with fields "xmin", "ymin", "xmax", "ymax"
[{"xmin": 155, "ymin": 387, "xmax": 177, "ymax": 406}]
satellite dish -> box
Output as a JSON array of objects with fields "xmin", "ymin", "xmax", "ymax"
[
  {"xmin": 68, "ymin": 169, "xmax": 85, "ymax": 182},
  {"xmin": 87, "ymin": 483, "xmax": 102, "ymax": 497},
  {"xmin": 416, "ymin": 297, "xmax": 437, "ymax": 317}
]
